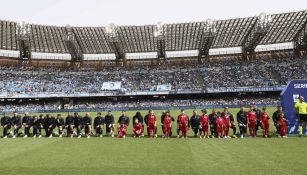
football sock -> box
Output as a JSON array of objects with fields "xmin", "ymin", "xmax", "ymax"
[{"xmin": 299, "ymin": 126, "xmax": 303, "ymax": 135}]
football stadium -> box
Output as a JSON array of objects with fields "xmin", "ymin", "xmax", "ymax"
[{"xmin": 0, "ymin": 0, "xmax": 307, "ymax": 174}]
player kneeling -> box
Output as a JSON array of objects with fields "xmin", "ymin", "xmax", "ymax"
[
  {"xmin": 83, "ymin": 113, "xmax": 92, "ymax": 138},
  {"xmin": 200, "ymin": 109, "xmax": 210, "ymax": 139},
  {"xmin": 260, "ymin": 107, "xmax": 270, "ymax": 138},
  {"xmin": 117, "ymin": 111, "xmax": 130, "ymax": 138},
  {"xmin": 163, "ymin": 111, "xmax": 172, "ymax": 138},
  {"xmin": 55, "ymin": 114, "xmax": 65, "ymax": 138},
  {"xmin": 1, "ymin": 114, "xmax": 11, "ymax": 139},
  {"xmin": 278, "ymin": 114, "xmax": 288, "ymax": 138},
  {"xmin": 65, "ymin": 114, "xmax": 75, "ymax": 138},
  {"xmin": 133, "ymin": 118, "xmax": 143, "ymax": 138},
  {"xmin": 94, "ymin": 112, "xmax": 105, "ymax": 137}
]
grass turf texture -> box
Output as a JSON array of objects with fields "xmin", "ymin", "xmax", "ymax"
[{"xmin": 1, "ymin": 107, "xmax": 307, "ymax": 175}]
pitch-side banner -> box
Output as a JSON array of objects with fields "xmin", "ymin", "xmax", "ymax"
[
  {"xmin": 280, "ymin": 80, "xmax": 307, "ymax": 134},
  {"xmin": 101, "ymin": 82, "xmax": 122, "ymax": 90}
]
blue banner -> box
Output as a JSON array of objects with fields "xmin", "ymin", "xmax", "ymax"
[{"xmin": 280, "ymin": 80, "xmax": 307, "ymax": 134}]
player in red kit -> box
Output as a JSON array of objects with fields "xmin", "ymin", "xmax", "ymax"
[
  {"xmin": 216, "ymin": 112, "xmax": 224, "ymax": 138},
  {"xmin": 133, "ymin": 118, "xmax": 143, "ymax": 138},
  {"xmin": 260, "ymin": 107, "xmax": 270, "ymax": 138},
  {"xmin": 163, "ymin": 111, "xmax": 172, "ymax": 138},
  {"xmin": 178, "ymin": 109, "xmax": 189, "ymax": 138},
  {"xmin": 278, "ymin": 113, "xmax": 288, "ymax": 138},
  {"xmin": 222, "ymin": 108, "xmax": 231, "ymax": 138},
  {"xmin": 247, "ymin": 106, "xmax": 257, "ymax": 137},
  {"xmin": 200, "ymin": 109, "xmax": 210, "ymax": 139},
  {"xmin": 147, "ymin": 110, "xmax": 157, "ymax": 138}
]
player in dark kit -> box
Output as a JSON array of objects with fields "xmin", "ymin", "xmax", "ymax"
[
  {"xmin": 209, "ymin": 109, "xmax": 217, "ymax": 138},
  {"xmin": 37, "ymin": 114, "xmax": 44, "ymax": 138},
  {"xmin": 55, "ymin": 114, "xmax": 65, "ymax": 138},
  {"xmin": 237, "ymin": 106, "xmax": 248, "ymax": 138},
  {"xmin": 11, "ymin": 112, "xmax": 21, "ymax": 138},
  {"xmin": 117, "ymin": 111, "xmax": 130, "ymax": 138},
  {"xmin": 272, "ymin": 105, "xmax": 283, "ymax": 136},
  {"xmin": 94, "ymin": 112, "xmax": 105, "ymax": 137},
  {"xmin": 105, "ymin": 110, "xmax": 115, "ymax": 137},
  {"xmin": 1, "ymin": 114, "xmax": 11, "ymax": 138},
  {"xmin": 260, "ymin": 107, "xmax": 270, "ymax": 138},
  {"xmin": 22, "ymin": 112, "xmax": 32, "ymax": 138},
  {"xmin": 190, "ymin": 110, "xmax": 200, "ymax": 137},
  {"xmin": 83, "ymin": 112, "xmax": 92, "ymax": 138},
  {"xmin": 132, "ymin": 112, "xmax": 144, "ymax": 137},
  {"xmin": 199, "ymin": 109, "xmax": 210, "ymax": 139},
  {"xmin": 247, "ymin": 106, "xmax": 257, "ymax": 138},
  {"xmin": 32, "ymin": 116, "xmax": 41, "ymax": 138},
  {"xmin": 253, "ymin": 104, "xmax": 262, "ymax": 136},
  {"xmin": 65, "ymin": 114, "xmax": 75, "ymax": 138},
  {"xmin": 45, "ymin": 114, "xmax": 56, "ymax": 138},
  {"xmin": 74, "ymin": 112, "xmax": 83, "ymax": 138}
]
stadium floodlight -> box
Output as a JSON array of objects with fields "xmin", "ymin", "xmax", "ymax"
[
  {"xmin": 154, "ymin": 22, "xmax": 164, "ymax": 37},
  {"xmin": 16, "ymin": 21, "xmax": 30, "ymax": 39},
  {"xmin": 257, "ymin": 13, "xmax": 271, "ymax": 31},
  {"xmin": 105, "ymin": 24, "xmax": 118, "ymax": 38},
  {"xmin": 203, "ymin": 18, "xmax": 215, "ymax": 34}
]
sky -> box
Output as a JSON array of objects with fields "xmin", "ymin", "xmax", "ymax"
[{"xmin": 0, "ymin": 0, "xmax": 306, "ymax": 26}]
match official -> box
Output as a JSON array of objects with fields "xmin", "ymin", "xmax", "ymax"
[{"xmin": 295, "ymin": 96, "xmax": 307, "ymax": 136}]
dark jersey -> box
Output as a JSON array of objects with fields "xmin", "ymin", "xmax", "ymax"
[
  {"xmin": 190, "ymin": 115, "xmax": 200, "ymax": 128},
  {"xmin": 65, "ymin": 116, "xmax": 75, "ymax": 125},
  {"xmin": 22, "ymin": 116, "xmax": 32, "ymax": 126},
  {"xmin": 83, "ymin": 116, "xmax": 92, "ymax": 125},
  {"xmin": 272, "ymin": 111, "xmax": 282, "ymax": 125},
  {"xmin": 118, "ymin": 116, "xmax": 130, "ymax": 125},
  {"xmin": 105, "ymin": 114, "xmax": 114, "ymax": 125},
  {"xmin": 237, "ymin": 111, "xmax": 247, "ymax": 125},
  {"xmin": 209, "ymin": 114, "xmax": 217, "ymax": 126},
  {"xmin": 32, "ymin": 118, "xmax": 41, "ymax": 127},
  {"xmin": 94, "ymin": 116, "xmax": 105, "ymax": 126},
  {"xmin": 1, "ymin": 116, "xmax": 11, "ymax": 126},
  {"xmin": 132, "ymin": 115, "xmax": 143, "ymax": 125},
  {"xmin": 253, "ymin": 108, "xmax": 262, "ymax": 121},
  {"xmin": 11, "ymin": 116, "xmax": 21, "ymax": 126},
  {"xmin": 74, "ymin": 116, "xmax": 83, "ymax": 126},
  {"xmin": 55, "ymin": 118, "xmax": 65, "ymax": 127}
]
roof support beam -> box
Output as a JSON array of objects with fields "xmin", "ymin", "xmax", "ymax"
[
  {"xmin": 16, "ymin": 22, "xmax": 32, "ymax": 66},
  {"xmin": 242, "ymin": 13, "xmax": 271, "ymax": 59},
  {"xmin": 294, "ymin": 13, "xmax": 307, "ymax": 57},
  {"xmin": 105, "ymin": 24, "xmax": 125, "ymax": 66},
  {"xmin": 64, "ymin": 25, "xmax": 84, "ymax": 68},
  {"xmin": 198, "ymin": 19, "xmax": 215, "ymax": 63},
  {"xmin": 154, "ymin": 23, "xmax": 166, "ymax": 64}
]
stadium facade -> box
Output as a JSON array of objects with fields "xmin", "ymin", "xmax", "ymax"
[{"xmin": 0, "ymin": 10, "xmax": 306, "ymax": 112}]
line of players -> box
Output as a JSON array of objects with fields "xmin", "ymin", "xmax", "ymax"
[{"xmin": 0, "ymin": 105, "xmax": 288, "ymax": 139}]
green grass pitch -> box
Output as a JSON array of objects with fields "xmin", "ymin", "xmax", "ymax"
[{"xmin": 1, "ymin": 107, "xmax": 307, "ymax": 175}]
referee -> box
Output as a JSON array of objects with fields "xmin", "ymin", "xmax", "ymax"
[{"xmin": 295, "ymin": 96, "xmax": 307, "ymax": 136}]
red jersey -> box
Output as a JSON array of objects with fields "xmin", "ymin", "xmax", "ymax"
[
  {"xmin": 164, "ymin": 115, "xmax": 172, "ymax": 126},
  {"xmin": 248, "ymin": 111, "xmax": 257, "ymax": 123},
  {"xmin": 178, "ymin": 114, "xmax": 189, "ymax": 127},
  {"xmin": 279, "ymin": 117, "xmax": 288, "ymax": 127},
  {"xmin": 260, "ymin": 112, "xmax": 270, "ymax": 124},
  {"xmin": 216, "ymin": 117, "xmax": 224, "ymax": 128},
  {"xmin": 200, "ymin": 114, "xmax": 209, "ymax": 126},
  {"xmin": 148, "ymin": 114, "xmax": 156, "ymax": 125},
  {"xmin": 222, "ymin": 114, "xmax": 231, "ymax": 126},
  {"xmin": 133, "ymin": 123, "xmax": 142, "ymax": 131}
]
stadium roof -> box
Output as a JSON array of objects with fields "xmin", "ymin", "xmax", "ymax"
[{"xmin": 0, "ymin": 10, "xmax": 306, "ymax": 55}]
